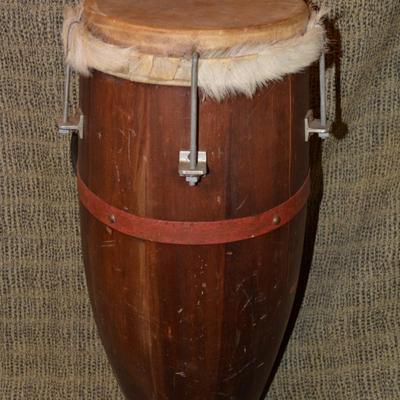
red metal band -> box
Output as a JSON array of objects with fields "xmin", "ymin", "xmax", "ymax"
[{"xmin": 77, "ymin": 174, "xmax": 310, "ymax": 245}]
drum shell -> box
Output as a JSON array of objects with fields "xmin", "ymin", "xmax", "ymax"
[{"xmin": 78, "ymin": 71, "xmax": 309, "ymax": 400}]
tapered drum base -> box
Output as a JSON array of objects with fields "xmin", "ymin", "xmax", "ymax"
[{"xmin": 78, "ymin": 71, "xmax": 309, "ymax": 400}]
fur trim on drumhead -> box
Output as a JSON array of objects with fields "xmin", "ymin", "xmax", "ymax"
[{"xmin": 63, "ymin": 5, "xmax": 327, "ymax": 101}]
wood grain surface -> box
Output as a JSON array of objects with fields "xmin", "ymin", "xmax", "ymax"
[
  {"xmin": 84, "ymin": 0, "xmax": 309, "ymax": 56},
  {"xmin": 78, "ymin": 71, "xmax": 309, "ymax": 400}
]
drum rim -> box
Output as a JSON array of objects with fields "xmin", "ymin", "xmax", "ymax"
[
  {"xmin": 84, "ymin": 0, "xmax": 310, "ymax": 53},
  {"xmin": 63, "ymin": 5, "xmax": 327, "ymax": 100}
]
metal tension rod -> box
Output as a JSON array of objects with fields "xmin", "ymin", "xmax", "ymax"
[
  {"xmin": 305, "ymin": 52, "xmax": 331, "ymax": 142},
  {"xmin": 190, "ymin": 52, "xmax": 199, "ymax": 170},
  {"xmin": 179, "ymin": 52, "xmax": 208, "ymax": 186},
  {"xmin": 58, "ymin": 18, "xmax": 84, "ymax": 139},
  {"xmin": 319, "ymin": 51, "xmax": 327, "ymax": 128},
  {"xmin": 63, "ymin": 64, "xmax": 71, "ymax": 125}
]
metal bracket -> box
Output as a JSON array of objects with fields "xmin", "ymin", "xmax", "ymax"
[
  {"xmin": 305, "ymin": 110, "xmax": 331, "ymax": 142},
  {"xmin": 58, "ymin": 112, "xmax": 84, "ymax": 139},
  {"xmin": 179, "ymin": 151, "xmax": 208, "ymax": 186},
  {"xmin": 178, "ymin": 53, "xmax": 208, "ymax": 186},
  {"xmin": 305, "ymin": 53, "xmax": 331, "ymax": 142}
]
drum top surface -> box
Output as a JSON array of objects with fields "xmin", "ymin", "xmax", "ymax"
[{"xmin": 84, "ymin": 0, "xmax": 309, "ymax": 56}]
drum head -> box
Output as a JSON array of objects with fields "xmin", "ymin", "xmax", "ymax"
[{"xmin": 83, "ymin": 0, "xmax": 309, "ymax": 56}]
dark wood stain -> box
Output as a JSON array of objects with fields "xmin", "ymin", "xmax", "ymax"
[{"xmin": 78, "ymin": 71, "xmax": 309, "ymax": 400}]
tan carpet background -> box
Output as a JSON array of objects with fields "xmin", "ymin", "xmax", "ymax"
[{"xmin": 0, "ymin": 1, "xmax": 399, "ymax": 399}]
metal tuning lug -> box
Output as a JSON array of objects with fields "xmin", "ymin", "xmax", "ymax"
[
  {"xmin": 305, "ymin": 110, "xmax": 331, "ymax": 142},
  {"xmin": 179, "ymin": 151, "xmax": 208, "ymax": 186},
  {"xmin": 305, "ymin": 53, "xmax": 331, "ymax": 142},
  {"xmin": 179, "ymin": 53, "xmax": 208, "ymax": 186},
  {"xmin": 58, "ymin": 113, "xmax": 84, "ymax": 139},
  {"xmin": 58, "ymin": 64, "xmax": 84, "ymax": 139}
]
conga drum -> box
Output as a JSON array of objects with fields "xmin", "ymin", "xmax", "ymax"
[{"xmin": 59, "ymin": 1, "xmax": 329, "ymax": 399}]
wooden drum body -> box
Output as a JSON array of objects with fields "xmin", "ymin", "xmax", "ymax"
[
  {"xmin": 60, "ymin": 0, "xmax": 327, "ymax": 398},
  {"xmin": 78, "ymin": 72, "xmax": 309, "ymax": 400}
]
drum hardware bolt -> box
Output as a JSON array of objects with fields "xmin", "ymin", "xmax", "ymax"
[
  {"xmin": 58, "ymin": 64, "xmax": 84, "ymax": 139},
  {"xmin": 305, "ymin": 53, "xmax": 331, "ymax": 142},
  {"xmin": 58, "ymin": 15, "xmax": 84, "ymax": 139},
  {"xmin": 109, "ymin": 214, "xmax": 117, "ymax": 224},
  {"xmin": 272, "ymin": 216, "xmax": 281, "ymax": 225},
  {"xmin": 179, "ymin": 52, "xmax": 208, "ymax": 186}
]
